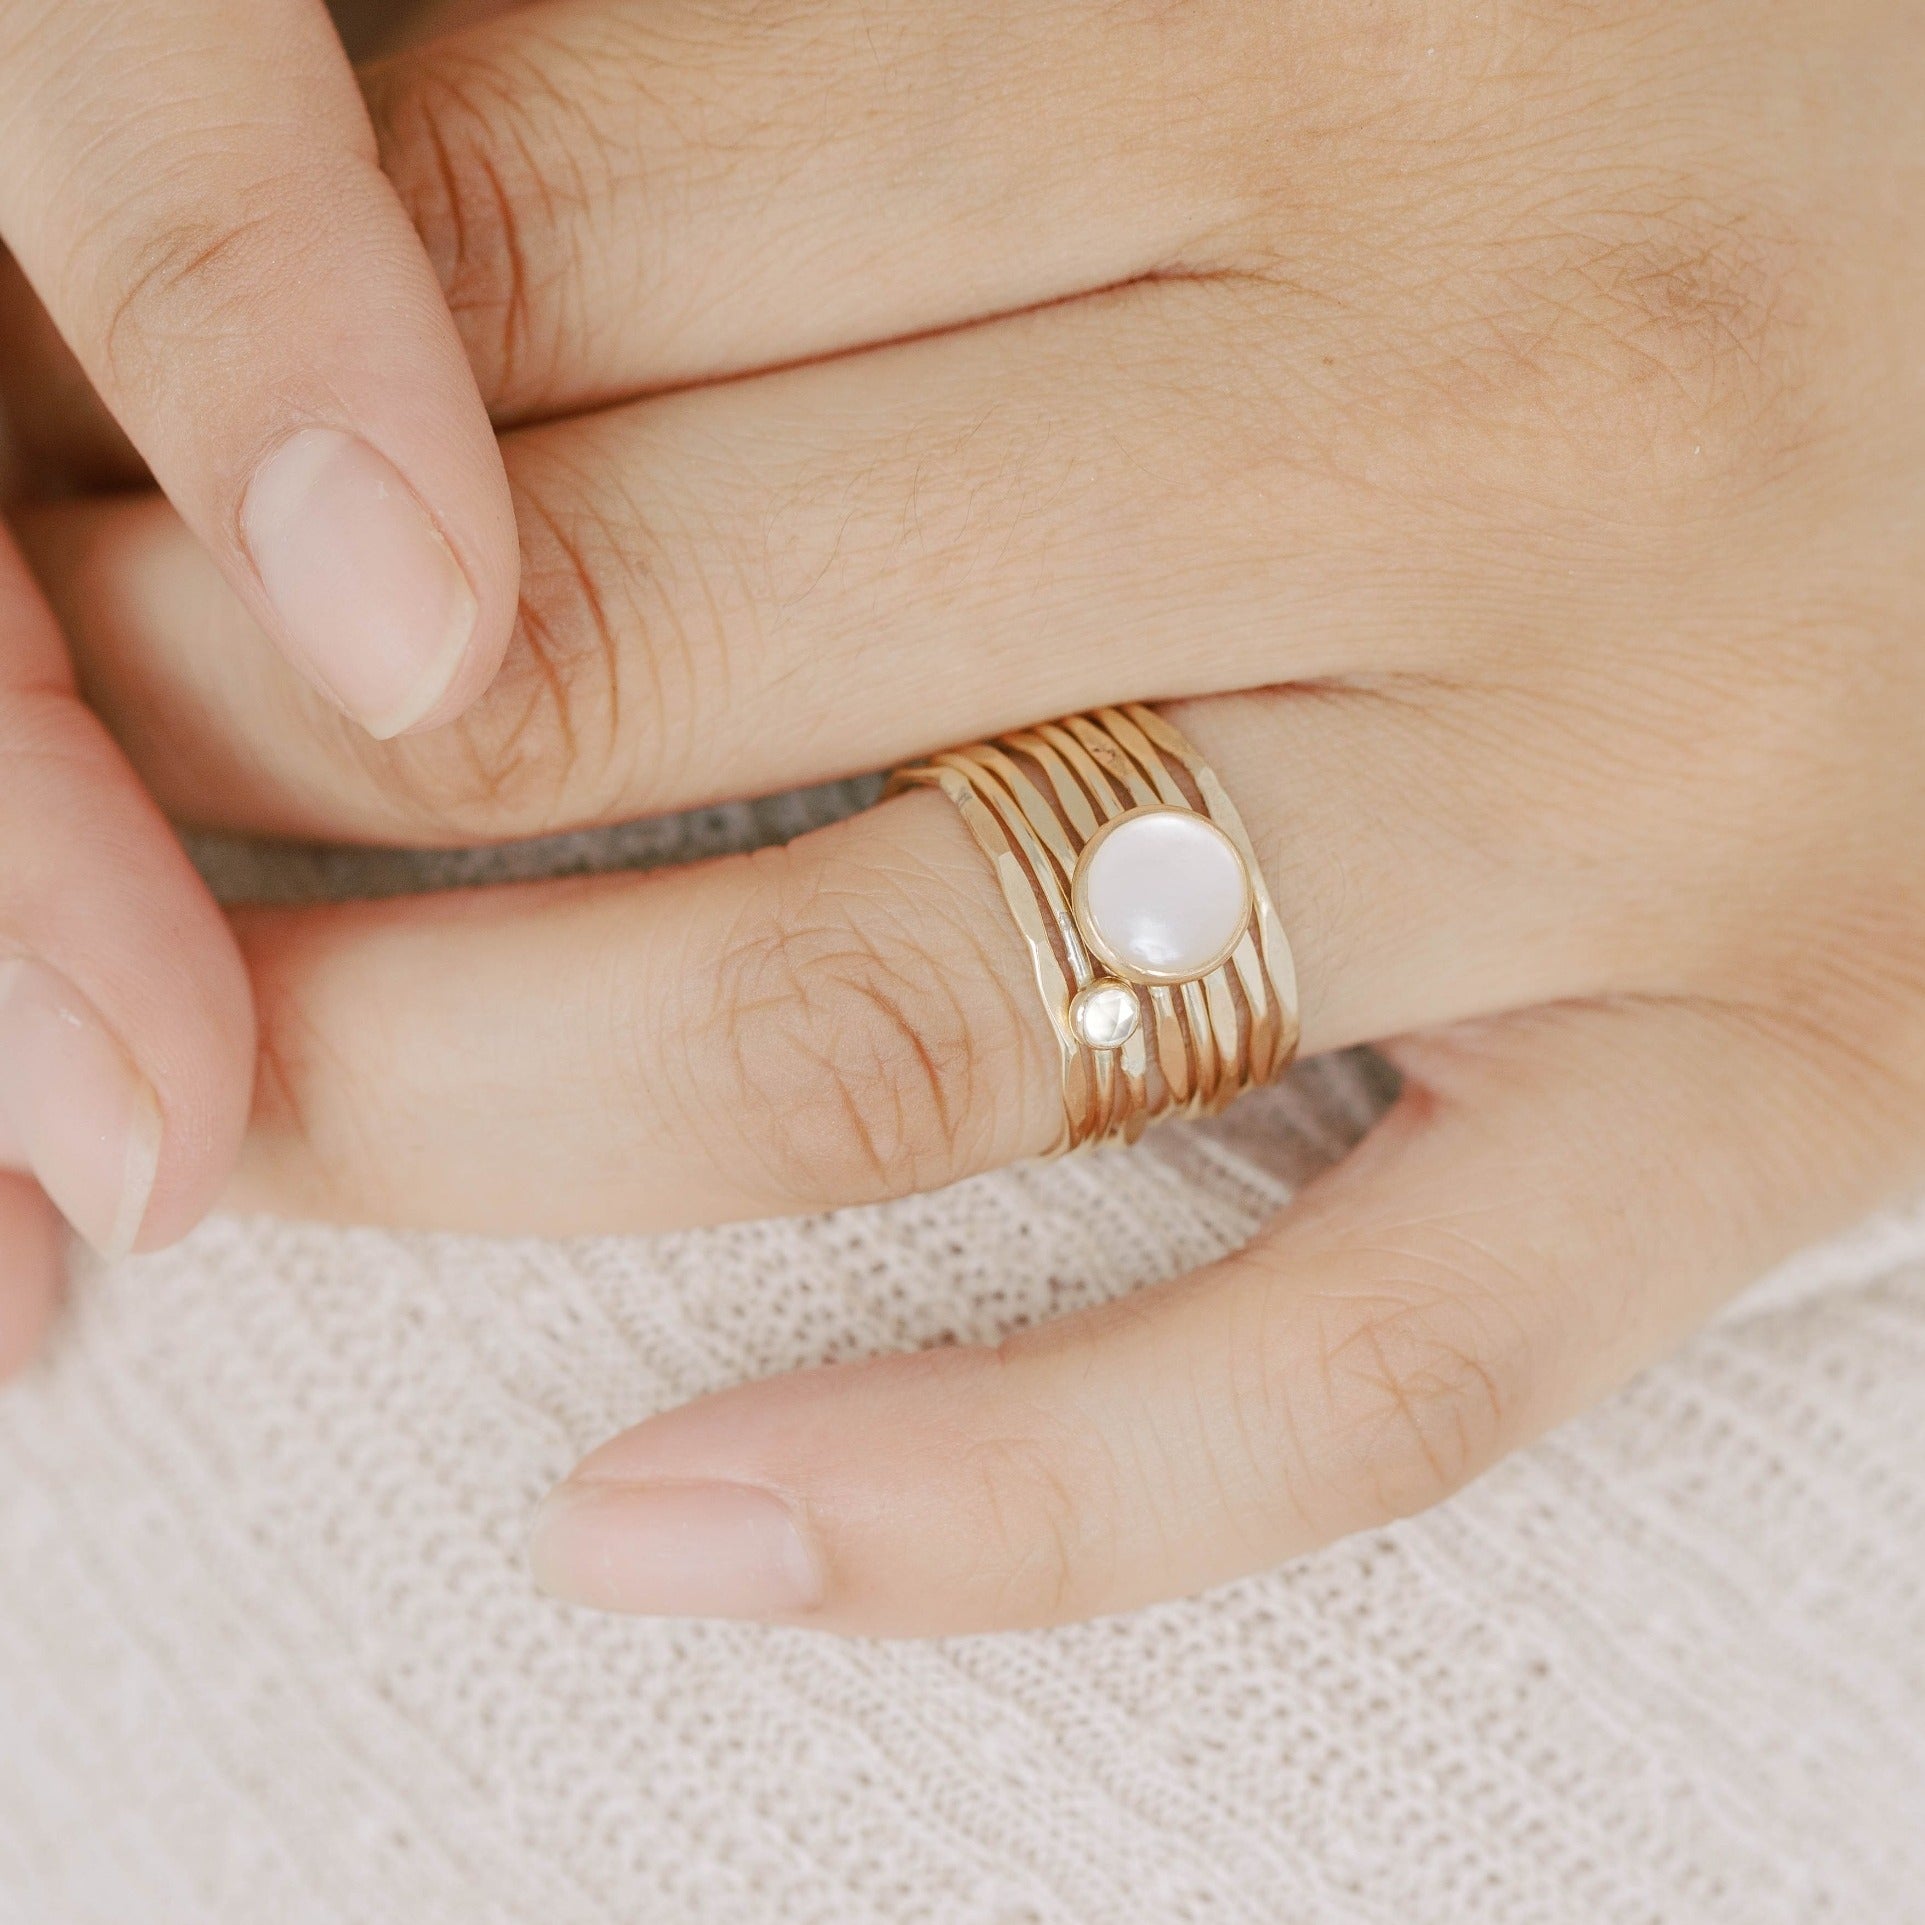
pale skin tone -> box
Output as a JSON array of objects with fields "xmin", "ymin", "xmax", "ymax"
[
  {"xmin": 0, "ymin": 0, "xmax": 521, "ymax": 1368},
  {"xmin": 2, "ymin": 0, "xmax": 1922, "ymax": 1633}
]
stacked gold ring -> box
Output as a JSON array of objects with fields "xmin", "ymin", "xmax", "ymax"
[{"xmin": 890, "ymin": 705, "xmax": 1299, "ymax": 1152}]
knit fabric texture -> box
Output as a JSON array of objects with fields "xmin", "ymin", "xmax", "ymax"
[{"xmin": 0, "ymin": 790, "xmax": 1920, "ymax": 1923}]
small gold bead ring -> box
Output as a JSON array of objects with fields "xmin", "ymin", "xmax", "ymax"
[{"xmin": 890, "ymin": 705, "xmax": 1299, "ymax": 1152}]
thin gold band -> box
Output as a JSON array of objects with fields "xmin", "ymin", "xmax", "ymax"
[{"xmin": 890, "ymin": 705, "xmax": 1299, "ymax": 1152}]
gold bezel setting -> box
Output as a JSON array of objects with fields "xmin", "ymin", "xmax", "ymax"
[
  {"xmin": 1067, "ymin": 978, "xmax": 1142, "ymax": 1050},
  {"xmin": 1069, "ymin": 806, "xmax": 1254, "ymax": 988}
]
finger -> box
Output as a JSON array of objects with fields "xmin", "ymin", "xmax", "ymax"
[
  {"xmin": 222, "ymin": 682, "xmax": 1685, "ymax": 1237},
  {"xmin": 363, "ymin": 0, "xmax": 1275, "ymax": 420},
  {"xmin": 0, "ymin": 520, "xmax": 252, "ymax": 1261},
  {"xmin": 0, "ymin": 249, "xmax": 144, "ymax": 501},
  {"xmin": 525, "ymin": 997, "xmax": 1911, "ymax": 1634},
  {"xmin": 0, "ymin": 0, "xmax": 518, "ymax": 737},
  {"xmin": 35, "ymin": 285, "xmax": 1488, "ymax": 842},
  {"xmin": 0, "ymin": 1173, "xmax": 61, "ymax": 1383}
]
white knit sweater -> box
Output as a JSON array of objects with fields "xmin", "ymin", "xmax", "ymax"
[{"xmin": 0, "ymin": 793, "xmax": 1920, "ymax": 1924}]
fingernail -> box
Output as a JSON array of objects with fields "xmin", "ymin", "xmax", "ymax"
[
  {"xmin": 529, "ymin": 1480, "xmax": 823, "ymax": 1620},
  {"xmin": 242, "ymin": 427, "xmax": 478, "ymax": 740},
  {"xmin": 0, "ymin": 959, "xmax": 162, "ymax": 1260}
]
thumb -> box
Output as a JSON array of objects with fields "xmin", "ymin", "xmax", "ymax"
[
  {"xmin": 526, "ymin": 1000, "xmax": 1896, "ymax": 1634},
  {"xmin": 0, "ymin": 0, "xmax": 517, "ymax": 738}
]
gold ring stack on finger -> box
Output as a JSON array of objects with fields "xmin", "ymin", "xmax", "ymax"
[{"xmin": 891, "ymin": 705, "xmax": 1300, "ymax": 1152}]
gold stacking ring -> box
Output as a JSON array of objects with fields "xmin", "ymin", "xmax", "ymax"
[{"xmin": 890, "ymin": 705, "xmax": 1299, "ymax": 1152}]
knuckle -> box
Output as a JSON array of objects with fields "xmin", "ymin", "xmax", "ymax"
[
  {"xmin": 944, "ymin": 1337, "xmax": 1126, "ymax": 1627},
  {"xmin": 1231, "ymin": 15, "xmax": 1816, "ymax": 523},
  {"xmin": 352, "ymin": 464, "xmax": 657, "ymax": 841},
  {"xmin": 374, "ymin": 44, "xmax": 601, "ymax": 416},
  {"xmin": 1500, "ymin": 193, "xmax": 1805, "ymax": 499},
  {"xmin": 1316, "ymin": 170, "xmax": 1813, "ymax": 522},
  {"xmin": 685, "ymin": 843, "xmax": 1013, "ymax": 1208},
  {"xmin": 1249, "ymin": 1252, "xmax": 1531, "ymax": 1530},
  {"xmin": 347, "ymin": 636, "xmax": 587, "ymax": 843},
  {"xmin": 97, "ymin": 205, "xmax": 284, "ymax": 391},
  {"xmin": 958, "ymin": 1416, "xmax": 1094, "ymax": 1626}
]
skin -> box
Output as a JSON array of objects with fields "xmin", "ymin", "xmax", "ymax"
[
  {"xmin": 0, "ymin": 0, "xmax": 520, "ymax": 1338},
  {"xmin": 4, "ymin": 0, "xmax": 1924, "ymax": 1635}
]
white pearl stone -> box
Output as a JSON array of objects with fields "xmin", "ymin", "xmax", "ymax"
[
  {"xmin": 1076, "ymin": 809, "xmax": 1249, "ymax": 983},
  {"xmin": 1069, "ymin": 980, "xmax": 1140, "ymax": 1050}
]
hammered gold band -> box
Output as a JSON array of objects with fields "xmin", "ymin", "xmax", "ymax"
[{"xmin": 890, "ymin": 705, "xmax": 1299, "ymax": 1153}]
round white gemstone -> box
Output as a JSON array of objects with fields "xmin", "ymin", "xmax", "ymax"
[
  {"xmin": 1076, "ymin": 809, "xmax": 1249, "ymax": 983},
  {"xmin": 1069, "ymin": 980, "xmax": 1140, "ymax": 1049}
]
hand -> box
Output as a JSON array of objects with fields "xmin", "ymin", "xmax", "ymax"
[
  {"xmin": 0, "ymin": 0, "xmax": 519, "ymax": 732},
  {"xmin": 0, "ymin": 519, "xmax": 250, "ymax": 1375},
  {"xmin": 17, "ymin": 0, "xmax": 1925, "ymax": 1632},
  {"xmin": 0, "ymin": 0, "xmax": 527, "ymax": 1353}
]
